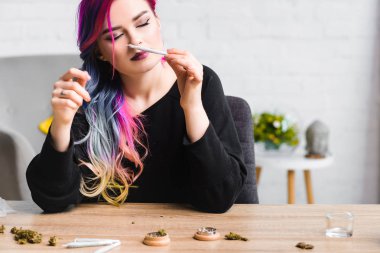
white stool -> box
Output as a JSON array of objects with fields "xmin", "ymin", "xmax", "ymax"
[{"xmin": 255, "ymin": 151, "xmax": 334, "ymax": 204}]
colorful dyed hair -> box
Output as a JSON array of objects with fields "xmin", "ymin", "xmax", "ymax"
[{"xmin": 75, "ymin": 0, "xmax": 156, "ymax": 206}]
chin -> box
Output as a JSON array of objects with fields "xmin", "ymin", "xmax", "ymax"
[{"xmin": 117, "ymin": 55, "xmax": 162, "ymax": 75}]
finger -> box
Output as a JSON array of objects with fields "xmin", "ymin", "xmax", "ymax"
[
  {"xmin": 51, "ymin": 97, "xmax": 79, "ymax": 110},
  {"xmin": 52, "ymin": 89, "xmax": 84, "ymax": 107},
  {"xmin": 168, "ymin": 58, "xmax": 191, "ymax": 71},
  {"xmin": 167, "ymin": 58, "xmax": 202, "ymax": 82},
  {"xmin": 164, "ymin": 53, "xmax": 186, "ymax": 62},
  {"xmin": 165, "ymin": 53, "xmax": 195, "ymax": 70},
  {"xmin": 166, "ymin": 48, "xmax": 189, "ymax": 56},
  {"xmin": 60, "ymin": 68, "xmax": 91, "ymax": 87},
  {"xmin": 54, "ymin": 80, "xmax": 91, "ymax": 102},
  {"xmin": 166, "ymin": 58, "xmax": 187, "ymax": 77},
  {"xmin": 165, "ymin": 54, "xmax": 201, "ymax": 79}
]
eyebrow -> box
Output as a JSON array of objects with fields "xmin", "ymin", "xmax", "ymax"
[{"xmin": 101, "ymin": 10, "xmax": 149, "ymax": 35}]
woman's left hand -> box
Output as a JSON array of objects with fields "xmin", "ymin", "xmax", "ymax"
[{"xmin": 165, "ymin": 48, "xmax": 203, "ymax": 110}]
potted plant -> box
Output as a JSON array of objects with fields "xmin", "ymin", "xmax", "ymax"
[{"xmin": 253, "ymin": 112, "xmax": 299, "ymax": 152}]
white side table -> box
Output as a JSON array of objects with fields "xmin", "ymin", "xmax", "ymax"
[{"xmin": 255, "ymin": 151, "xmax": 334, "ymax": 204}]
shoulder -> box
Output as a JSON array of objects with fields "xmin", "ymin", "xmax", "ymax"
[
  {"xmin": 202, "ymin": 65, "xmax": 221, "ymax": 85},
  {"xmin": 201, "ymin": 65, "xmax": 224, "ymax": 97},
  {"xmin": 200, "ymin": 65, "xmax": 229, "ymax": 114}
]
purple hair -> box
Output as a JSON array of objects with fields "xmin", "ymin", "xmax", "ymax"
[{"xmin": 75, "ymin": 0, "xmax": 157, "ymax": 206}]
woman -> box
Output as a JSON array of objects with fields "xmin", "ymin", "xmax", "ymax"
[{"xmin": 26, "ymin": 0, "xmax": 248, "ymax": 213}]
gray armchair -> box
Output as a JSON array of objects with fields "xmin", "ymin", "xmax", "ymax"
[
  {"xmin": 226, "ymin": 96, "xmax": 259, "ymax": 204},
  {"xmin": 0, "ymin": 55, "xmax": 81, "ymax": 200}
]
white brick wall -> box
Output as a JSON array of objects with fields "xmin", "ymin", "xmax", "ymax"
[
  {"xmin": 0, "ymin": 0, "xmax": 80, "ymax": 56},
  {"xmin": 1, "ymin": 0, "xmax": 379, "ymax": 204}
]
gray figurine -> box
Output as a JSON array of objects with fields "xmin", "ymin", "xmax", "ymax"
[{"xmin": 305, "ymin": 120, "xmax": 329, "ymax": 158}]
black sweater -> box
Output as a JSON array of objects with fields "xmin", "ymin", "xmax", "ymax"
[{"xmin": 26, "ymin": 66, "xmax": 247, "ymax": 213}]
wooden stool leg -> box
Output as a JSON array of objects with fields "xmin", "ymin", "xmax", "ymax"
[
  {"xmin": 255, "ymin": 166, "xmax": 262, "ymax": 185},
  {"xmin": 304, "ymin": 170, "xmax": 314, "ymax": 204},
  {"xmin": 287, "ymin": 170, "xmax": 295, "ymax": 204}
]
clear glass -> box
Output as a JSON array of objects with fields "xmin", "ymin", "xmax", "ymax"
[{"xmin": 325, "ymin": 212, "xmax": 354, "ymax": 238}]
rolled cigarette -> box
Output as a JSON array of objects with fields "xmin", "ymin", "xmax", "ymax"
[
  {"xmin": 127, "ymin": 44, "xmax": 167, "ymax": 55},
  {"xmin": 63, "ymin": 240, "xmax": 116, "ymax": 248},
  {"xmin": 74, "ymin": 238, "xmax": 117, "ymax": 242},
  {"xmin": 94, "ymin": 241, "xmax": 121, "ymax": 253}
]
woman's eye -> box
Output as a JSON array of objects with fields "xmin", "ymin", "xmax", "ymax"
[
  {"xmin": 137, "ymin": 18, "xmax": 150, "ymax": 28},
  {"xmin": 105, "ymin": 34, "xmax": 123, "ymax": 41}
]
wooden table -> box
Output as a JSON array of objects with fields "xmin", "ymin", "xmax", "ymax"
[{"xmin": 1, "ymin": 202, "xmax": 380, "ymax": 252}]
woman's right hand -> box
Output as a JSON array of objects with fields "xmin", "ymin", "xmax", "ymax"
[
  {"xmin": 49, "ymin": 68, "xmax": 91, "ymax": 152},
  {"xmin": 51, "ymin": 68, "xmax": 91, "ymax": 126}
]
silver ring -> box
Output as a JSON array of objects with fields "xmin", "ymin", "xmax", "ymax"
[{"xmin": 197, "ymin": 227, "xmax": 217, "ymax": 235}]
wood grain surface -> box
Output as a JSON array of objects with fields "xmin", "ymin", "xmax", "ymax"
[{"xmin": 0, "ymin": 202, "xmax": 380, "ymax": 252}]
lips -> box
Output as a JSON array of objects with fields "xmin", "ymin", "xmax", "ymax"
[{"xmin": 130, "ymin": 51, "xmax": 149, "ymax": 61}]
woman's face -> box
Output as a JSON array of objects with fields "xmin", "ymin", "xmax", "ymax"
[{"xmin": 97, "ymin": 0, "xmax": 163, "ymax": 76}]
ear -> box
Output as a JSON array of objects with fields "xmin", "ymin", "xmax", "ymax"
[
  {"xmin": 95, "ymin": 47, "xmax": 107, "ymax": 61},
  {"xmin": 99, "ymin": 55, "xmax": 107, "ymax": 61}
]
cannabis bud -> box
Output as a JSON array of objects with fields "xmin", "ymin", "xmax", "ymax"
[
  {"xmin": 11, "ymin": 227, "xmax": 42, "ymax": 244},
  {"xmin": 296, "ymin": 242, "xmax": 314, "ymax": 250},
  {"xmin": 10, "ymin": 227, "xmax": 19, "ymax": 234},
  {"xmin": 224, "ymin": 232, "xmax": 248, "ymax": 241},
  {"xmin": 157, "ymin": 229, "xmax": 167, "ymax": 236},
  {"xmin": 48, "ymin": 236, "xmax": 58, "ymax": 246}
]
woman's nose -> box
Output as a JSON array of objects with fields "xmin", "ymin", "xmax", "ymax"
[
  {"xmin": 127, "ymin": 31, "xmax": 142, "ymax": 46},
  {"xmin": 129, "ymin": 40, "xmax": 142, "ymax": 46}
]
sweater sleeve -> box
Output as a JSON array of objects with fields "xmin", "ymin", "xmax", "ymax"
[
  {"xmin": 26, "ymin": 115, "xmax": 85, "ymax": 213},
  {"xmin": 184, "ymin": 66, "xmax": 247, "ymax": 213}
]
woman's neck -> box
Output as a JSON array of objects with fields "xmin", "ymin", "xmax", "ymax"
[
  {"xmin": 119, "ymin": 61, "xmax": 177, "ymax": 114},
  {"xmin": 120, "ymin": 62, "xmax": 163, "ymax": 98}
]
